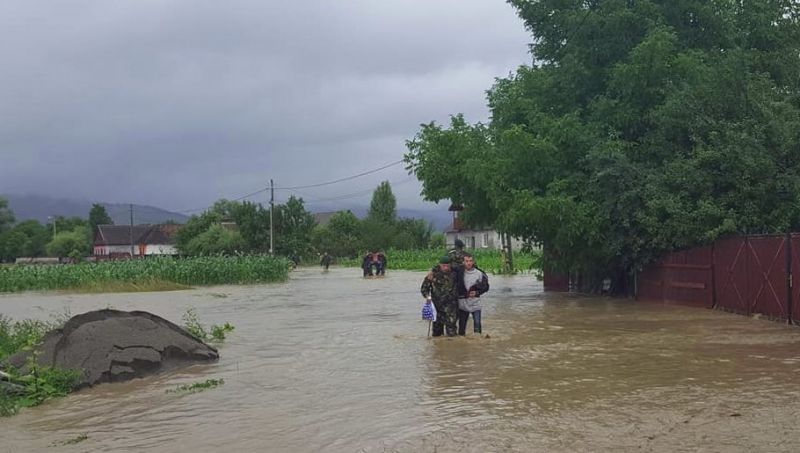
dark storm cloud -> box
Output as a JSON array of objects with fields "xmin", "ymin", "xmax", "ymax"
[{"xmin": 0, "ymin": 0, "xmax": 530, "ymax": 212}]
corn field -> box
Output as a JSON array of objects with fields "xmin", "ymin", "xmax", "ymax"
[
  {"xmin": 338, "ymin": 248, "xmax": 541, "ymax": 274},
  {"xmin": 0, "ymin": 256, "xmax": 290, "ymax": 293}
]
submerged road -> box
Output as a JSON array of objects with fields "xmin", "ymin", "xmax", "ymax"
[{"xmin": 3, "ymin": 267, "xmax": 800, "ymax": 452}]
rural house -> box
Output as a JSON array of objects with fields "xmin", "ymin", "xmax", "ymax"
[
  {"xmin": 93, "ymin": 224, "xmax": 181, "ymax": 257},
  {"xmin": 445, "ymin": 205, "xmax": 525, "ymax": 251}
]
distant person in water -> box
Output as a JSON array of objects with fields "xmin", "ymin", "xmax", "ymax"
[
  {"xmin": 362, "ymin": 251, "xmax": 375, "ymax": 277},
  {"xmin": 375, "ymin": 251, "xmax": 387, "ymax": 276},
  {"xmin": 320, "ymin": 252, "xmax": 332, "ymax": 271}
]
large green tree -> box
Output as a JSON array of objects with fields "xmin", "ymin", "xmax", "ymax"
[
  {"xmin": 406, "ymin": 0, "xmax": 800, "ymax": 291},
  {"xmin": 274, "ymin": 196, "xmax": 316, "ymax": 257},
  {"xmin": 311, "ymin": 210, "xmax": 362, "ymax": 258},
  {"xmin": 88, "ymin": 203, "xmax": 113, "ymax": 233},
  {"xmin": 367, "ymin": 181, "xmax": 397, "ymax": 224},
  {"xmin": 0, "ymin": 197, "xmax": 14, "ymax": 233},
  {"xmin": 47, "ymin": 226, "xmax": 91, "ymax": 259},
  {"xmin": 184, "ymin": 224, "xmax": 246, "ymax": 256}
]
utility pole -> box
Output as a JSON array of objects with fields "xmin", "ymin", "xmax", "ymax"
[
  {"xmin": 269, "ymin": 179, "xmax": 274, "ymax": 255},
  {"xmin": 129, "ymin": 204, "xmax": 135, "ymax": 258}
]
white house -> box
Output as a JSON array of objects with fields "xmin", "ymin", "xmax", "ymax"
[
  {"xmin": 93, "ymin": 224, "xmax": 181, "ymax": 257},
  {"xmin": 444, "ymin": 205, "xmax": 526, "ymax": 251}
]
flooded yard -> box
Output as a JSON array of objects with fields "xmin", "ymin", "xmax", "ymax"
[{"xmin": 3, "ymin": 267, "xmax": 800, "ymax": 452}]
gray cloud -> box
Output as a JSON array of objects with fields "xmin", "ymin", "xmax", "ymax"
[{"xmin": 0, "ymin": 0, "xmax": 530, "ymax": 213}]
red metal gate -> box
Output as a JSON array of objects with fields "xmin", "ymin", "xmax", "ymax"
[
  {"xmin": 645, "ymin": 234, "xmax": 793, "ymax": 321},
  {"xmin": 712, "ymin": 237, "xmax": 749, "ymax": 314},
  {"xmin": 746, "ymin": 236, "xmax": 788, "ymax": 319},
  {"xmin": 638, "ymin": 246, "xmax": 713, "ymax": 307}
]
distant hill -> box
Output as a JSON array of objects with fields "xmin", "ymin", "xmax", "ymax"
[
  {"xmin": 2, "ymin": 193, "xmax": 452, "ymax": 231},
  {"xmin": 2, "ymin": 194, "xmax": 189, "ymax": 225}
]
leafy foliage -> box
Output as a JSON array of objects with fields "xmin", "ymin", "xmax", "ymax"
[
  {"xmin": 0, "ymin": 197, "xmax": 15, "ymax": 233},
  {"xmin": 181, "ymin": 308, "xmax": 234, "ymax": 343},
  {"xmin": 88, "ymin": 203, "xmax": 113, "ymax": 234},
  {"xmin": 46, "ymin": 227, "xmax": 91, "ymax": 259},
  {"xmin": 406, "ymin": 0, "xmax": 800, "ymax": 290},
  {"xmin": 1, "ymin": 314, "xmax": 80, "ymax": 417},
  {"xmin": 367, "ymin": 180, "xmax": 397, "ymax": 224}
]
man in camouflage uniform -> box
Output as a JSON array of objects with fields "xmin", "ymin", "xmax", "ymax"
[
  {"xmin": 448, "ymin": 239, "xmax": 467, "ymax": 270},
  {"xmin": 421, "ymin": 256, "xmax": 459, "ymax": 337}
]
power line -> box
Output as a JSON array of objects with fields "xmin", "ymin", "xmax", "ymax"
[
  {"xmin": 174, "ymin": 159, "xmax": 406, "ymax": 214},
  {"xmin": 288, "ymin": 176, "xmax": 415, "ymax": 204},
  {"xmin": 275, "ymin": 160, "xmax": 405, "ymax": 190}
]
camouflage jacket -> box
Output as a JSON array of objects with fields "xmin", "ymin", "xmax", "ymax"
[
  {"xmin": 421, "ymin": 266, "xmax": 458, "ymax": 304},
  {"xmin": 447, "ymin": 248, "xmax": 466, "ymax": 269}
]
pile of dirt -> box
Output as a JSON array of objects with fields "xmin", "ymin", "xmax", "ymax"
[{"xmin": 2, "ymin": 309, "xmax": 219, "ymax": 388}]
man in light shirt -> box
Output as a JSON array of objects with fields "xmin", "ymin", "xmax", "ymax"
[{"xmin": 456, "ymin": 253, "xmax": 489, "ymax": 335}]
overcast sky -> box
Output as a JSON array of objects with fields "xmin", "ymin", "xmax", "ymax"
[{"xmin": 1, "ymin": 0, "xmax": 531, "ymax": 214}]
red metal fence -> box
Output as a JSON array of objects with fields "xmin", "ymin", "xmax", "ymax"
[{"xmin": 638, "ymin": 234, "xmax": 797, "ymax": 322}]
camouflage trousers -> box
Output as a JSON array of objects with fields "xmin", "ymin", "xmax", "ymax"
[{"xmin": 431, "ymin": 300, "xmax": 458, "ymax": 337}]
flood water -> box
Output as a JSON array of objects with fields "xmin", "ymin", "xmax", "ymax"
[{"xmin": 3, "ymin": 267, "xmax": 800, "ymax": 452}]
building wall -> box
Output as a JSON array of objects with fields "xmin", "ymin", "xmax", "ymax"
[
  {"xmin": 94, "ymin": 245, "xmax": 137, "ymax": 256},
  {"xmin": 145, "ymin": 244, "xmax": 178, "ymax": 255},
  {"xmin": 445, "ymin": 230, "xmax": 528, "ymax": 251},
  {"xmin": 94, "ymin": 244, "xmax": 177, "ymax": 256}
]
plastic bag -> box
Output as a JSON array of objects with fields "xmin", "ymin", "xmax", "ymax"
[{"xmin": 421, "ymin": 300, "xmax": 437, "ymax": 322}]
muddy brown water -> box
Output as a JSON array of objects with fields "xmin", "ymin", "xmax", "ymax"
[{"xmin": 2, "ymin": 267, "xmax": 800, "ymax": 452}]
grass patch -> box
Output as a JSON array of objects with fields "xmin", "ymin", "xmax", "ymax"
[
  {"xmin": 166, "ymin": 378, "xmax": 224, "ymax": 394},
  {"xmin": 66, "ymin": 278, "xmax": 191, "ymax": 294},
  {"xmin": 1, "ymin": 314, "xmax": 81, "ymax": 417},
  {"xmin": 182, "ymin": 308, "xmax": 235, "ymax": 342}
]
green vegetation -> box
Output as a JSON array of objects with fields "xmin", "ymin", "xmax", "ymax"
[
  {"xmin": 0, "ymin": 255, "xmax": 289, "ymax": 293},
  {"xmin": 176, "ymin": 197, "xmax": 316, "ymax": 257},
  {"xmin": 405, "ymin": 1, "xmax": 800, "ymax": 292},
  {"xmin": 0, "ymin": 196, "xmax": 95, "ymax": 263},
  {"xmin": 1, "ymin": 315, "xmax": 80, "ymax": 417},
  {"xmin": 165, "ymin": 378, "xmax": 225, "ymax": 394},
  {"xmin": 339, "ymin": 248, "xmax": 541, "ymax": 274},
  {"xmin": 50, "ymin": 433, "xmax": 89, "ymax": 447},
  {"xmin": 1, "ymin": 308, "xmax": 229, "ymax": 417},
  {"xmin": 181, "ymin": 308, "xmax": 235, "ymax": 342},
  {"xmin": 312, "ymin": 182, "xmax": 437, "ymax": 259}
]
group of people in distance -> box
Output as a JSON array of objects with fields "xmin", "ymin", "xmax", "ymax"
[
  {"xmin": 421, "ymin": 239, "xmax": 490, "ymax": 337},
  {"xmin": 362, "ymin": 250, "xmax": 387, "ymax": 277}
]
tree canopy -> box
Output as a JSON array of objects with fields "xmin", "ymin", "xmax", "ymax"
[
  {"xmin": 88, "ymin": 203, "xmax": 113, "ymax": 234},
  {"xmin": 405, "ymin": 0, "xmax": 800, "ymax": 288},
  {"xmin": 0, "ymin": 197, "xmax": 14, "ymax": 233}
]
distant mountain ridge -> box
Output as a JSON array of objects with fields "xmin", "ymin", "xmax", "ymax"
[
  {"xmin": 2, "ymin": 194, "xmax": 190, "ymax": 225},
  {"xmin": 2, "ymin": 194, "xmax": 453, "ymax": 231}
]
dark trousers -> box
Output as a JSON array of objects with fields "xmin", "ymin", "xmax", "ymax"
[
  {"xmin": 432, "ymin": 301, "xmax": 458, "ymax": 337},
  {"xmin": 458, "ymin": 309, "xmax": 482, "ymax": 335}
]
